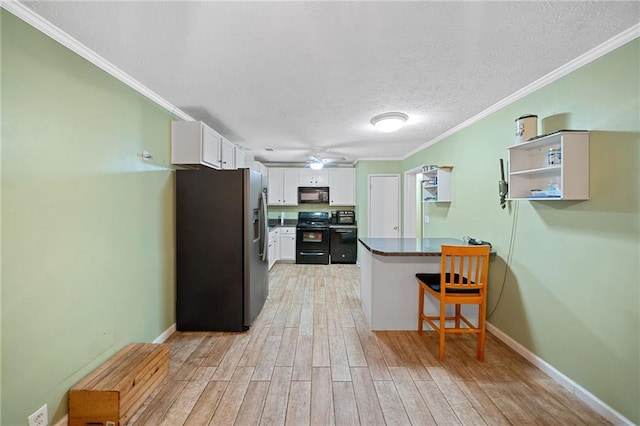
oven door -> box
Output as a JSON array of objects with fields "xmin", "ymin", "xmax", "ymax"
[{"xmin": 296, "ymin": 227, "xmax": 330, "ymax": 264}]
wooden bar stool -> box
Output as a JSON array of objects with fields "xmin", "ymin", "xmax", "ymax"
[{"xmin": 416, "ymin": 245, "xmax": 490, "ymax": 361}]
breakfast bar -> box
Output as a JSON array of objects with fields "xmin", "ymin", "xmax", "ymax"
[{"xmin": 358, "ymin": 237, "xmax": 478, "ymax": 330}]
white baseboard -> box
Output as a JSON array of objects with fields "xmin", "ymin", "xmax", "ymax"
[
  {"xmin": 153, "ymin": 323, "xmax": 176, "ymax": 343},
  {"xmin": 486, "ymin": 323, "xmax": 634, "ymax": 426},
  {"xmin": 53, "ymin": 414, "xmax": 68, "ymax": 426}
]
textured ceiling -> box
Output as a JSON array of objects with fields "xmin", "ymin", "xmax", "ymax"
[{"xmin": 21, "ymin": 1, "xmax": 640, "ymax": 165}]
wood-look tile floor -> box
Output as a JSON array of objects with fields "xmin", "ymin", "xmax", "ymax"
[{"xmin": 128, "ymin": 264, "xmax": 610, "ymax": 425}]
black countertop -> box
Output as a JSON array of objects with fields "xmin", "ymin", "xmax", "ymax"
[{"xmin": 359, "ymin": 237, "xmax": 488, "ymax": 256}]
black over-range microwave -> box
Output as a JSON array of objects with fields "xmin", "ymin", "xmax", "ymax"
[{"xmin": 298, "ymin": 187, "xmax": 330, "ymax": 204}]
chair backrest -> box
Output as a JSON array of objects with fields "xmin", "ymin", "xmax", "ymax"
[{"xmin": 440, "ymin": 245, "xmax": 490, "ymax": 292}]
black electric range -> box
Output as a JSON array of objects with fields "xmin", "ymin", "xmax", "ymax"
[{"xmin": 296, "ymin": 211, "xmax": 330, "ymax": 265}]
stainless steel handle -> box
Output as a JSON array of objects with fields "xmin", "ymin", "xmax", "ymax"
[
  {"xmin": 260, "ymin": 191, "xmax": 268, "ymax": 261},
  {"xmin": 299, "ymin": 252, "xmax": 324, "ymax": 256}
]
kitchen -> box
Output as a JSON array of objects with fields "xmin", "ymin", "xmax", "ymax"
[{"xmin": 2, "ymin": 2, "xmax": 639, "ymax": 426}]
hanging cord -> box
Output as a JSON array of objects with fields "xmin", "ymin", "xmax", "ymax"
[{"xmin": 487, "ymin": 200, "xmax": 519, "ymax": 319}]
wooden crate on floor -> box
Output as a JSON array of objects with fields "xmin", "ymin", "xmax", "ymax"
[{"xmin": 68, "ymin": 343, "xmax": 169, "ymax": 426}]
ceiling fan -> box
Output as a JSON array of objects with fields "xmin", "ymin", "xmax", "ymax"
[{"xmin": 306, "ymin": 149, "xmax": 346, "ymax": 169}]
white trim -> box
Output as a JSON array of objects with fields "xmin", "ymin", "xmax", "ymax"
[
  {"xmin": 487, "ymin": 323, "xmax": 634, "ymax": 426},
  {"xmin": 153, "ymin": 323, "xmax": 176, "ymax": 343},
  {"xmin": 48, "ymin": 324, "xmax": 175, "ymax": 426},
  {"xmin": 53, "ymin": 414, "xmax": 68, "ymax": 426},
  {"xmin": 404, "ymin": 23, "xmax": 640, "ymax": 160},
  {"xmin": 0, "ymin": 1, "xmax": 195, "ymax": 122},
  {"xmin": 403, "ymin": 166, "xmax": 423, "ymax": 239},
  {"xmin": 358, "ymin": 156, "xmax": 404, "ymax": 162}
]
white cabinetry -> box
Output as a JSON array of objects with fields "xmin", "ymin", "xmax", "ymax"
[
  {"xmin": 268, "ymin": 168, "xmax": 299, "ymax": 206},
  {"xmin": 299, "ymin": 168, "xmax": 329, "ymax": 186},
  {"xmin": 279, "ymin": 227, "xmax": 296, "ymax": 262},
  {"xmin": 282, "ymin": 169, "xmax": 300, "ymax": 205},
  {"xmin": 172, "ymin": 121, "xmax": 241, "ymax": 170},
  {"xmin": 421, "ymin": 166, "xmax": 452, "ymax": 202},
  {"xmin": 234, "ymin": 147, "xmax": 246, "ymax": 169},
  {"xmin": 268, "ymin": 228, "xmax": 280, "ymax": 270},
  {"xmin": 329, "ymin": 168, "xmax": 356, "ymax": 206},
  {"xmin": 172, "ymin": 121, "xmax": 222, "ymax": 168},
  {"xmin": 508, "ymin": 131, "xmax": 589, "ymax": 200},
  {"xmin": 220, "ymin": 138, "xmax": 235, "ymax": 170},
  {"xmin": 268, "ymin": 168, "xmax": 283, "ymax": 205}
]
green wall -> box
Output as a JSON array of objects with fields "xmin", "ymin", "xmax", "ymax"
[
  {"xmin": 355, "ymin": 160, "xmax": 403, "ymax": 237},
  {"xmin": 1, "ymin": 11, "xmax": 177, "ymax": 425},
  {"xmin": 398, "ymin": 39, "xmax": 639, "ymax": 423}
]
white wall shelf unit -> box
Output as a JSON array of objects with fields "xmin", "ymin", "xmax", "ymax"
[
  {"xmin": 421, "ymin": 166, "xmax": 453, "ymax": 202},
  {"xmin": 507, "ymin": 130, "xmax": 589, "ymax": 200}
]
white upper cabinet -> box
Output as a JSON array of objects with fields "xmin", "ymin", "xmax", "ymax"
[
  {"xmin": 299, "ymin": 168, "xmax": 329, "ymax": 186},
  {"xmin": 268, "ymin": 168, "xmax": 284, "ymax": 205},
  {"xmin": 329, "ymin": 168, "xmax": 356, "ymax": 206},
  {"xmin": 282, "ymin": 168, "xmax": 300, "ymax": 205},
  {"xmin": 235, "ymin": 147, "xmax": 246, "ymax": 169},
  {"xmin": 172, "ymin": 121, "xmax": 222, "ymax": 168},
  {"xmin": 220, "ymin": 137, "xmax": 235, "ymax": 170},
  {"xmin": 268, "ymin": 168, "xmax": 299, "ymax": 205},
  {"xmin": 508, "ymin": 131, "xmax": 589, "ymax": 200},
  {"xmin": 172, "ymin": 120, "xmax": 244, "ymax": 170}
]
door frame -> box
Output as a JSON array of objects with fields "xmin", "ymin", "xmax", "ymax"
[
  {"xmin": 367, "ymin": 174, "xmax": 401, "ymax": 238},
  {"xmin": 403, "ymin": 166, "xmax": 423, "ymax": 238}
]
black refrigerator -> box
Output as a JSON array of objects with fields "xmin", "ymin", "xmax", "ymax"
[{"xmin": 176, "ymin": 168, "xmax": 269, "ymax": 331}]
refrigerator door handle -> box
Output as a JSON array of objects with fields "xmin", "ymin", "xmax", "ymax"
[{"xmin": 260, "ymin": 191, "xmax": 268, "ymax": 261}]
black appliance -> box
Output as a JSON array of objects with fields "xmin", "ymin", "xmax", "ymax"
[
  {"xmin": 330, "ymin": 227, "xmax": 358, "ymax": 264},
  {"xmin": 336, "ymin": 210, "xmax": 355, "ymax": 225},
  {"xmin": 298, "ymin": 187, "xmax": 330, "ymax": 204},
  {"xmin": 176, "ymin": 168, "xmax": 269, "ymax": 332},
  {"xmin": 296, "ymin": 211, "xmax": 330, "ymax": 264}
]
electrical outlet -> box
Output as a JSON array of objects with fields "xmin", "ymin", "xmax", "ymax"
[
  {"xmin": 27, "ymin": 404, "xmax": 48, "ymax": 426},
  {"xmin": 424, "ymin": 215, "xmax": 430, "ymax": 223}
]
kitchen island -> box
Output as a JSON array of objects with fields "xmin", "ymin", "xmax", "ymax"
[{"xmin": 359, "ymin": 237, "xmax": 481, "ymax": 330}]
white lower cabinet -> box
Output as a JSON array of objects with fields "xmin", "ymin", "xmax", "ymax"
[
  {"xmin": 279, "ymin": 227, "xmax": 296, "ymax": 261},
  {"xmin": 268, "ymin": 228, "xmax": 280, "ymax": 270}
]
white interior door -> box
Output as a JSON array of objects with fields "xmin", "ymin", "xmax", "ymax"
[{"xmin": 368, "ymin": 174, "xmax": 400, "ymax": 238}]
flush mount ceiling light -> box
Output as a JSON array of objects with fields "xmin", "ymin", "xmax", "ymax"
[
  {"xmin": 370, "ymin": 112, "xmax": 409, "ymax": 133},
  {"xmin": 309, "ymin": 162, "xmax": 324, "ymax": 170}
]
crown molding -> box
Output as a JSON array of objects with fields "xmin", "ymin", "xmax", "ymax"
[
  {"xmin": 1, "ymin": 0, "xmax": 194, "ymax": 122},
  {"xmin": 403, "ymin": 23, "xmax": 640, "ymax": 160}
]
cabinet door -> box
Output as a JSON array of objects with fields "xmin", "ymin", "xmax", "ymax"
[
  {"xmin": 329, "ymin": 168, "xmax": 355, "ymax": 206},
  {"xmin": 235, "ymin": 146, "xmax": 246, "ymax": 169},
  {"xmin": 268, "ymin": 168, "xmax": 284, "ymax": 205},
  {"xmin": 282, "ymin": 169, "xmax": 300, "ymax": 205},
  {"xmin": 280, "ymin": 234, "xmax": 296, "ymax": 261},
  {"xmin": 299, "ymin": 168, "xmax": 328, "ymax": 186},
  {"xmin": 220, "ymin": 138, "xmax": 235, "ymax": 169},
  {"xmin": 202, "ymin": 126, "xmax": 221, "ymax": 169},
  {"xmin": 274, "ymin": 230, "xmax": 281, "ymax": 263}
]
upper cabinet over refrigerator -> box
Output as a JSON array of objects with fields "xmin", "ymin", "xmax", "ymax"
[{"xmin": 171, "ymin": 121, "xmax": 237, "ymax": 169}]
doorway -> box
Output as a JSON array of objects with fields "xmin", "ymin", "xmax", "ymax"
[
  {"xmin": 368, "ymin": 174, "xmax": 400, "ymax": 238},
  {"xmin": 403, "ymin": 166, "xmax": 424, "ymax": 238}
]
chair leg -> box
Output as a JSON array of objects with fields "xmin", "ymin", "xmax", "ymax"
[
  {"xmin": 417, "ymin": 284, "xmax": 424, "ymax": 335},
  {"xmin": 439, "ymin": 299, "xmax": 446, "ymax": 361},
  {"xmin": 477, "ymin": 302, "xmax": 486, "ymax": 361},
  {"xmin": 455, "ymin": 304, "xmax": 461, "ymax": 329}
]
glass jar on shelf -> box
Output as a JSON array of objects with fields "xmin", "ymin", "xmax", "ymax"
[{"xmin": 547, "ymin": 146, "xmax": 562, "ymax": 166}]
